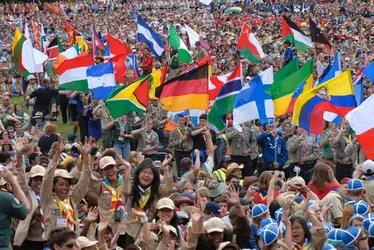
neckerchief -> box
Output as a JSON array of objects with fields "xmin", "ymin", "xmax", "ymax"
[
  {"xmin": 293, "ymin": 238, "xmax": 310, "ymax": 250},
  {"xmin": 138, "ymin": 185, "xmax": 151, "ymax": 211},
  {"xmin": 103, "ymin": 175, "xmax": 123, "ymax": 213},
  {"xmin": 79, "ymin": 214, "xmax": 87, "ymax": 229},
  {"xmin": 32, "ymin": 190, "xmax": 46, "ymax": 239},
  {"xmin": 56, "ymin": 196, "xmax": 76, "ymax": 230},
  {"xmin": 146, "ymin": 131, "xmax": 153, "ymax": 145}
]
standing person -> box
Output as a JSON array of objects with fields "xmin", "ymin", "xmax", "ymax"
[
  {"xmin": 131, "ymin": 118, "xmax": 160, "ymax": 160},
  {"xmin": 59, "ymin": 91, "xmax": 70, "ymax": 125},
  {"xmin": 0, "ymin": 164, "xmax": 29, "ymax": 249},
  {"xmin": 93, "ymin": 101, "xmax": 113, "ymax": 149},
  {"xmin": 85, "ymin": 99, "xmax": 102, "ymax": 142},
  {"xmin": 26, "ymin": 78, "xmax": 59, "ymax": 128},
  {"xmin": 67, "ymin": 91, "xmax": 79, "ymax": 134},
  {"xmin": 168, "ymin": 115, "xmax": 193, "ymax": 177},
  {"xmin": 139, "ymin": 48, "xmax": 153, "ymax": 76},
  {"xmin": 40, "ymin": 138, "xmax": 92, "ymax": 238},
  {"xmin": 148, "ymin": 99, "xmax": 168, "ymax": 147},
  {"xmin": 108, "ymin": 115, "xmax": 132, "ymax": 161},
  {"xmin": 256, "ymin": 118, "xmax": 288, "ymax": 172},
  {"xmin": 24, "ymin": 75, "xmax": 38, "ymax": 114},
  {"xmin": 318, "ymin": 122, "xmax": 336, "ymax": 167},
  {"xmin": 72, "ymin": 91, "xmax": 91, "ymax": 143},
  {"xmin": 283, "ymin": 40, "xmax": 293, "ymax": 65},
  {"xmin": 194, "ymin": 41, "xmax": 208, "ymax": 62}
]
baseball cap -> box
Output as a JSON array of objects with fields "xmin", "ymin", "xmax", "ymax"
[
  {"xmin": 99, "ymin": 156, "xmax": 116, "ymax": 170},
  {"xmin": 29, "ymin": 165, "xmax": 46, "ymax": 178},
  {"xmin": 54, "ymin": 169, "xmax": 73, "ymax": 179},
  {"xmin": 76, "ymin": 236, "xmax": 98, "ymax": 248},
  {"xmin": 156, "ymin": 198, "xmax": 175, "ymax": 210},
  {"xmin": 362, "ymin": 160, "xmax": 374, "ymax": 175},
  {"xmin": 221, "ymin": 155, "xmax": 231, "ymax": 162},
  {"xmin": 288, "ymin": 176, "xmax": 307, "ymax": 188},
  {"xmin": 259, "ymin": 225, "xmax": 279, "ymax": 246},
  {"xmin": 205, "ymin": 202, "xmax": 221, "ymax": 218},
  {"xmin": 205, "ymin": 217, "xmax": 225, "ymax": 234},
  {"xmin": 353, "ymin": 200, "xmax": 370, "ymax": 215},
  {"xmin": 341, "ymin": 226, "xmax": 361, "ymax": 246},
  {"xmin": 26, "ymin": 75, "xmax": 36, "ymax": 81},
  {"xmin": 347, "ymin": 179, "xmax": 364, "ymax": 191},
  {"xmin": 252, "ymin": 204, "xmax": 269, "ymax": 218}
]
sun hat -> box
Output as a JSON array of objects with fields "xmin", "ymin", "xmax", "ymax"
[
  {"xmin": 252, "ymin": 204, "xmax": 269, "ymax": 218},
  {"xmin": 205, "ymin": 217, "xmax": 225, "ymax": 233},
  {"xmin": 259, "ymin": 225, "xmax": 279, "ymax": 246},
  {"xmin": 205, "ymin": 202, "xmax": 221, "ymax": 218},
  {"xmin": 156, "ymin": 198, "xmax": 175, "ymax": 210},
  {"xmin": 347, "ymin": 179, "xmax": 364, "ymax": 191},
  {"xmin": 99, "ymin": 156, "xmax": 116, "ymax": 170},
  {"xmin": 353, "ymin": 200, "xmax": 370, "ymax": 215},
  {"xmin": 207, "ymin": 180, "xmax": 227, "ymax": 198},
  {"xmin": 26, "ymin": 75, "xmax": 36, "ymax": 81},
  {"xmin": 29, "ymin": 165, "xmax": 46, "ymax": 178},
  {"xmin": 341, "ymin": 226, "xmax": 361, "ymax": 246},
  {"xmin": 174, "ymin": 196, "xmax": 194, "ymax": 207},
  {"xmin": 54, "ymin": 169, "xmax": 73, "ymax": 179},
  {"xmin": 275, "ymin": 208, "xmax": 284, "ymax": 224},
  {"xmin": 76, "ymin": 236, "xmax": 98, "ymax": 249},
  {"xmin": 327, "ymin": 229, "xmax": 344, "ymax": 247},
  {"xmin": 217, "ymin": 242, "xmax": 239, "ymax": 250},
  {"xmin": 226, "ymin": 163, "xmax": 244, "ymax": 176}
]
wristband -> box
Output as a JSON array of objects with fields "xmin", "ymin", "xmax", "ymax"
[{"xmin": 141, "ymin": 217, "xmax": 148, "ymax": 223}]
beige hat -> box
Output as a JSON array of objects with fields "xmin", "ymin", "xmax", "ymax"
[
  {"xmin": 158, "ymin": 225, "xmax": 178, "ymax": 236},
  {"xmin": 156, "ymin": 197, "xmax": 175, "ymax": 210},
  {"xmin": 54, "ymin": 169, "xmax": 73, "ymax": 179},
  {"xmin": 99, "ymin": 156, "xmax": 116, "ymax": 169},
  {"xmin": 288, "ymin": 176, "xmax": 306, "ymax": 188},
  {"xmin": 76, "ymin": 236, "xmax": 98, "ymax": 248},
  {"xmin": 205, "ymin": 217, "xmax": 226, "ymax": 234},
  {"xmin": 26, "ymin": 75, "xmax": 36, "ymax": 81},
  {"xmin": 217, "ymin": 242, "xmax": 240, "ymax": 250},
  {"xmin": 226, "ymin": 163, "xmax": 244, "ymax": 176},
  {"xmin": 29, "ymin": 165, "xmax": 46, "ymax": 178}
]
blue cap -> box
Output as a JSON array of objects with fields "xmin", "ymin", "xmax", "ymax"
[
  {"xmin": 349, "ymin": 214, "xmax": 365, "ymax": 224},
  {"xmin": 307, "ymin": 222, "xmax": 312, "ymax": 231},
  {"xmin": 68, "ymin": 134, "xmax": 77, "ymax": 141},
  {"xmin": 327, "ymin": 229, "xmax": 344, "ymax": 246},
  {"xmin": 341, "ymin": 226, "xmax": 361, "ymax": 246},
  {"xmin": 362, "ymin": 214, "xmax": 374, "ymax": 231},
  {"xmin": 353, "ymin": 200, "xmax": 370, "ymax": 215},
  {"xmin": 259, "ymin": 225, "xmax": 279, "ymax": 246},
  {"xmin": 323, "ymin": 244, "xmax": 337, "ymax": 250},
  {"xmin": 323, "ymin": 222, "xmax": 333, "ymax": 233},
  {"xmin": 205, "ymin": 202, "xmax": 221, "ymax": 218},
  {"xmin": 252, "ymin": 204, "xmax": 269, "ymax": 218},
  {"xmin": 266, "ymin": 118, "xmax": 276, "ymax": 126},
  {"xmin": 368, "ymin": 223, "xmax": 374, "ymax": 237},
  {"xmin": 347, "ymin": 179, "xmax": 364, "ymax": 191},
  {"xmin": 260, "ymin": 218, "xmax": 277, "ymax": 228},
  {"xmin": 274, "ymin": 208, "xmax": 283, "ymax": 224}
]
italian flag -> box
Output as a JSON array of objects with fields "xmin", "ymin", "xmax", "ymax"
[
  {"xmin": 282, "ymin": 16, "xmax": 314, "ymax": 52},
  {"xmin": 56, "ymin": 54, "xmax": 94, "ymax": 91},
  {"xmin": 169, "ymin": 26, "xmax": 192, "ymax": 63},
  {"xmin": 237, "ymin": 23, "xmax": 265, "ymax": 64}
]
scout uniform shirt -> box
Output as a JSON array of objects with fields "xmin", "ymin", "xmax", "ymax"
[{"xmin": 225, "ymin": 126, "xmax": 257, "ymax": 157}]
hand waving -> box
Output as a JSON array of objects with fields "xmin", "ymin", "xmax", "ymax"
[{"xmin": 87, "ymin": 206, "xmax": 99, "ymax": 223}]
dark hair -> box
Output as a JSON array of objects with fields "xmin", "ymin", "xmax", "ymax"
[
  {"xmin": 131, "ymin": 158, "xmax": 160, "ymax": 211},
  {"xmin": 290, "ymin": 216, "xmax": 311, "ymax": 242},
  {"xmin": 199, "ymin": 114, "xmax": 208, "ymax": 120},
  {"xmin": 47, "ymin": 227, "xmax": 76, "ymax": 250},
  {"xmin": 0, "ymin": 152, "xmax": 11, "ymax": 164},
  {"xmin": 278, "ymin": 117, "xmax": 286, "ymax": 126},
  {"xmin": 226, "ymin": 174, "xmax": 239, "ymax": 183},
  {"xmin": 269, "ymin": 200, "xmax": 281, "ymax": 220},
  {"xmin": 154, "ymin": 210, "xmax": 182, "ymax": 243},
  {"xmin": 284, "ymin": 40, "xmax": 291, "ymax": 46},
  {"xmin": 28, "ymin": 152, "xmax": 39, "ymax": 164}
]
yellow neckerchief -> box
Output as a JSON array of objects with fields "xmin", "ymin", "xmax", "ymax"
[
  {"xmin": 138, "ymin": 185, "xmax": 151, "ymax": 211},
  {"xmin": 56, "ymin": 196, "xmax": 76, "ymax": 230},
  {"xmin": 293, "ymin": 197, "xmax": 305, "ymax": 208},
  {"xmin": 177, "ymin": 127, "xmax": 186, "ymax": 139},
  {"xmin": 103, "ymin": 175, "xmax": 123, "ymax": 213},
  {"xmin": 343, "ymin": 134, "xmax": 352, "ymax": 144}
]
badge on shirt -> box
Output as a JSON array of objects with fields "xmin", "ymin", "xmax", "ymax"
[{"xmin": 56, "ymin": 216, "xmax": 68, "ymax": 227}]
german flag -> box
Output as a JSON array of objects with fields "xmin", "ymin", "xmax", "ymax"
[
  {"xmin": 105, "ymin": 76, "xmax": 149, "ymax": 118},
  {"xmin": 158, "ymin": 63, "xmax": 209, "ymax": 112}
]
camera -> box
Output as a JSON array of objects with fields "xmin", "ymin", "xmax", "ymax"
[{"xmin": 114, "ymin": 208, "xmax": 124, "ymax": 221}]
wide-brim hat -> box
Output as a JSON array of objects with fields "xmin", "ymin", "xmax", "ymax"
[{"xmin": 208, "ymin": 180, "xmax": 227, "ymax": 198}]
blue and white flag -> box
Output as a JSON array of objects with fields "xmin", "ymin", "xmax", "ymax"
[
  {"xmin": 87, "ymin": 62, "xmax": 116, "ymax": 100},
  {"xmin": 137, "ymin": 16, "xmax": 165, "ymax": 60},
  {"xmin": 363, "ymin": 62, "xmax": 374, "ymax": 83},
  {"xmin": 233, "ymin": 67, "xmax": 274, "ymax": 125}
]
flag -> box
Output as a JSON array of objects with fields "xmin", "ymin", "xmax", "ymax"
[
  {"xmin": 87, "ymin": 62, "xmax": 116, "ymax": 100},
  {"xmin": 237, "ymin": 23, "xmax": 265, "ymax": 64},
  {"xmin": 92, "ymin": 26, "xmax": 104, "ymax": 58},
  {"xmin": 233, "ymin": 67, "xmax": 274, "ymax": 125},
  {"xmin": 47, "ymin": 37, "xmax": 63, "ymax": 60},
  {"xmin": 345, "ymin": 94, "xmax": 374, "ymax": 159},
  {"xmin": 292, "ymin": 71, "xmax": 356, "ymax": 135},
  {"xmin": 76, "ymin": 35, "xmax": 88, "ymax": 52},
  {"xmin": 316, "ymin": 59, "xmax": 325, "ymax": 78},
  {"xmin": 309, "ymin": 19, "xmax": 331, "ymax": 52},
  {"xmin": 169, "ymin": 26, "xmax": 192, "ymax": 63},
  {"xmin": 106, "ymin": 76, "xmax": 149, "ymax": 118},
  {"xmin": 107, "ymin": 34, "xmax": 131, "ymax": 56},
  {"xmin": 209, "ymin": 71, "xmax": 231, "ymax": 103},
  {"xmin": 18, "ymin": 14, "xmax": 23, "ymax": 32},
  {"xmin": 22, "ymin": 39, "xmax": 48, "ymax": 73},
  {"xmin": 56, "ymin": 54, "xmax": 94, "ymax": 91},
  {"xmin": 363, "ymin": 62, "xmax": 374, "ymax": 83},
  {"xmin": 137, "ymin": 16, "xmax": 165, "ymax": 60},
  {"xmin": 318, "ymin": 51, "xmax": 341, "ymax": 86},
  {"xmin": 224, "ymin": 6, "xmax": 243, "ymax": 14},
  {"xmin": 125, "ymin": 54, "xmax": 140, "ymax": 83},
  {"xmin": 149, "ymin": 66, "xmax": 167, "ymax": 99},
  {"xmin": 159, "ymin": 63, "xmax": 209, "ymax": 112},
  {"xmin": 24, "ymin": 22, "xmax": 30, "ymax": 39},
  {"xmin": 32, "ymin": 21, "xmax": 41, "ymax": 49},
  {"xmin": 65, "ymin": 21, "xmax": 77, "ymax": 45},
  {"xmin": 104, "ymin": 42, "xmax": 112, "ymax": 60},
  {"xmin": 181, "ymin": 55, "xmax": 212, "ymax": 75},
  {"xmin": 208, "ymin": 62, "xmax": 242, "ymax": 130},
  {"xmin": 12, "ymin": 27, "xmax": 28, "ymax": 77},
  {"xmin": 282, "ymin": 15, "xmax": 314, "ymax": 52},
  {"xmin": 264, "ymin": 58, "xmax": 313, "ymax": 116},
  {"xmin": 53, "ymin": 45, "xmax": 80, "ymax": 69},
  {"xmin": 199, "ymin": 0, "xmax": 213, "ymax": 5},
  {"xmin": 353, "ymin": 67, "xmax": 365, "ymax": 106},
  {"xmin": 40, "ymin": 23, "xmax": 48, "ymax": 54},
  {"xmin": 184, "ymin": 24, "xmax": 210, "ymax": 50}
]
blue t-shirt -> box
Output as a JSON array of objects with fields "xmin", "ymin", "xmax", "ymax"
[{"xmin": 284, "ymin": 47, "xmax": 293, "ymax": 64}]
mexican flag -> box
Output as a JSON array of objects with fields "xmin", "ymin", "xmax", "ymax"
[
  {"xmin": 169, "ymin": 26, "xmax": 192, "ymax": 63},
  {"xmin": 237, "ymin": 23, "xmax": 265, "ymax": 64},
  {"xmin": 56, "ymin": 54, "xmax": 94, "ymax": 91},
  {"xmin": 282, "ymin": 15, "xmax": 314, "ymax": 52}
]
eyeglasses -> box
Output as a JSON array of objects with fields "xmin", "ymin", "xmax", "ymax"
[{"xmin": 63, "ymin": 242, "xmax": 77, "ymax": 249}]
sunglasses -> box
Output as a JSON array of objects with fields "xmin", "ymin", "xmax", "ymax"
[{"xmin": 63, "ymin": 242, "xmax": 77, "ymax": 249}]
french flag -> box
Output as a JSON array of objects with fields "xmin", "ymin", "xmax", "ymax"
[
  {"xmin": 92, "ymin": 26, "xmax": 104, "ymax": 58},
  {"xmin": 346, "ymin": 94, "xmax": 374, "ymax": 159}
]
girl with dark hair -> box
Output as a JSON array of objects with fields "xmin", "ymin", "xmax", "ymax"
[
  {"xmin": 47, "ymin": 227, "xmax": 78, "ymax": 250},
  {"xmin": 121, "ymin": 158, "xmax": 173, "ymax": 247}
]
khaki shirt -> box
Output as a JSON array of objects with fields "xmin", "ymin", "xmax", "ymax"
[
  {"xmin": 134, "ymin": 130, "xmax": 160, "ymax": 155},
  {"xmin": 225, "ymin": 126, "xmax": 257, "ymax": 157},
  {"xmin": 321, "ymin": 190, "xmax": 344, "ymax": 225},
  {"xmin": 168, "ymin": 127, "xmax": 193, "ymax": 152},
  {"xmin": 331, "ymin": 135, "xmax": 352, "ymax": 164},
  {"xmin": 287, "ymin": 135, "xmax": 319, "ymax": 164}
]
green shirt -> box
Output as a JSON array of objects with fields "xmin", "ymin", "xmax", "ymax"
[
  {"xmin": 318, "ymin": 131, "xmax": 333, "ymax": 158},
  {"xmin": 0, "ymin": 191, "xmax": 27, "ymax": 249},
  {"xmin": 113, "ymin": 121, "xmax": 132, "ymax": 144}
]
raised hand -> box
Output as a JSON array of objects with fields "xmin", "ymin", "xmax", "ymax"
[
  {"xmin": 131, "ymin": 208, "xmax": 147, "ymax": 220},
  {"xmin": 81, "ymin": 137, "xmax": 94, "ymax": 156},
  {"xmin": 98, "ymin": 216, "xmax": 109, "ymax": 233},
  {"xmin": 14, "ymin": 138, "xmax": 27, "ymax": 156},
  {"xmin": 225, "ymin": 184, "xmax": 240, "ymax": 206},
  {"xmin": 87, "ymin": 206, "xmax": 99, "ymax": 223},
  {"xmin": 158, "ymin": 219, "xmax": 170, "ymax": 236}
]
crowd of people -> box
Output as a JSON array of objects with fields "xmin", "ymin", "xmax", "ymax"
[{"xmin": 1, "ymin": 0, "xmax": 374, "ymax": 250}]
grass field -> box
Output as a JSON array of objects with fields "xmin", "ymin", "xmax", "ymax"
[{"xmin": 11, "ymin": 96, "xmax": 73, "ymax": 139}]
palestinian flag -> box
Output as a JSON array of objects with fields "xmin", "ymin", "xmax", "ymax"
[
  {"xmin": 12, "ymin": 27, "xmax": 29, "ymax": 77},
  {"xmin": 237, "ymin": 23, "xmax": 265, "ymax": 64},
  {"xmin": 282, "ymin": 15, "xmax": 314, "ymax": 52},
  {"xmin": 224, "ymin": 6, "xmax": 242, "ymax": 14},
  {"xmin": 309, "ymin": 19, "xmax": 331, "ymax": 53},
  {"xmin": 169, "ymin": 26, "xmax": 192, "ymax": 63},
  {"xmin": 106, "ymin": 76, "xmax": 149, "ymax": 118},
  {"xmin": 149, "ymin": 66, "xmax": 168, "ymax": 100},
  {"xmin": 56, "ymin": 54, "xmax": 94, "ymax": 91},
  {"xmin": 47, "ymin": 37, "xmax": 63, "ymax": 60}
]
